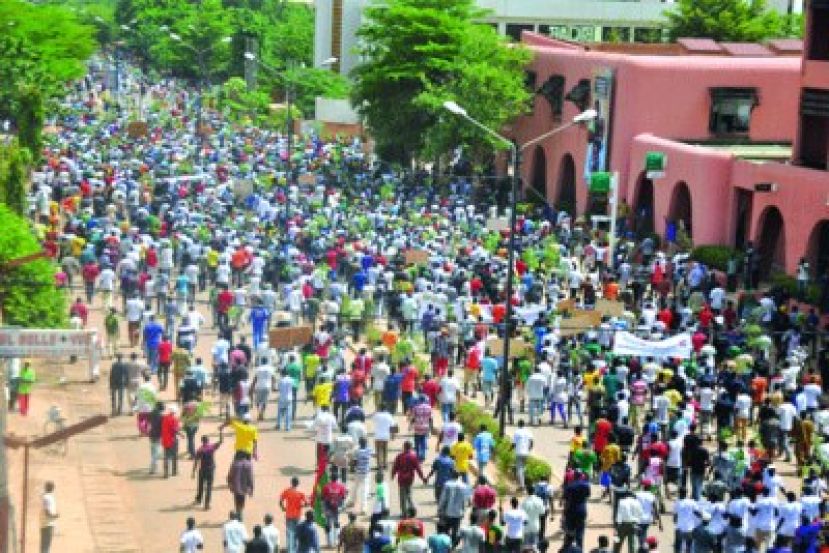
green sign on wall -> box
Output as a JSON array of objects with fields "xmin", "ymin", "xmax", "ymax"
[
  {"xmin": 645, "ymin": 151, "xmax": 666, "ymax": 179},
  {"xmin": 589, "ymin": 171, "xmax": 611, "ymax": 194}
]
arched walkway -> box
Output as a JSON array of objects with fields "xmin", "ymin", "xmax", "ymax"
[
  {"xmin": 807, "ymin": 219, "xmax": 829, "ymax": 278},
  {"xmin": 529, "ymin": 146, "xmax": 547, "ymax": 202},
  {"xmin": 556, "ymin": 154, "xmax": 576, "ymax": 215},
  {"xmin": 633, "ymin": 172, "xmax": 655, "ymax": 238},
  {"xmin": 756, "ymin": 206, "xmax": 786, "ymax": 278},
  {"xmin": 668, "ymin": 181, "xmax": 693, "ymax": 239}
]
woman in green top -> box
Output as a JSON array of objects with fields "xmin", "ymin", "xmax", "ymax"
[{"xmin": 18, "ymin": 362, "xmax": 36, "ymax": 416}]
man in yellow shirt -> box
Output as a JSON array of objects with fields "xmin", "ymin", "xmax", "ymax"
[
  {"xmin": 312, "ymin": 377, "xmax": 333, "ymax": 409},
  {"xmin": 220, "ymin": 412, "xmax": 258, "ymax": 460},
  {"xmin": 450, "ymin": 433, "xmax": 475, "ymax": 483}
]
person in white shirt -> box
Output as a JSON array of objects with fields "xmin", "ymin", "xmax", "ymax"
[
  {"xmin": 520, "ymin": 484, "xmax": 546, "ymax": 546},
  {"xmin": 502, "ymin": 497, "xmax": 527, "ymax": 548},
  {"xmin": 222, "ymin": 511, "xmax": 248, "ymax": 553},
  {"xmin": 777, "ymin": 492, "xmax": 802, "ymax": 540},
  {"xmin": 734, "ymin": 392, "xmax": 753, "ymax": 442},
  {"xmin": 438, "ymin": 371, "xmax": 460, "ymax": 422},
  {"xmin": 512, "ymin": 420, "xmax": 533, "ymax": 488},
  {"xmin": 615, "ymin": 490, "xmax": 645, "ymax": 553},
  {"xmin": 373, "ymin": 408, "xmax": 395, "ymax": 469},
  {"xmin": 313, "ymin": 405, "xmax": 338, "ymax": 463},
  {"xmin": 524, "ymin": 369, "xmax": 547, "ymax": 426},
  {"xmin": 180, "ymin": 516, "xmax": 204, "ymax": 553},
  {"xmin": 252, "ymin": 358, "xmax": 276, "ymax": 421},
  {"xmin": 40, "ymin": 481, "xmax": 58, "ymax": 553},
  {"xmin": 674, "ymin": 490, "xmax": 697, "ymax": 553},
  {"xmin": 751, "ymin": 487, "xmax": 779, "ymax": 551}
]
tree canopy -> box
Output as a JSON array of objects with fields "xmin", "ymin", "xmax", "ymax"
[
  {"xmin": 351, "ymin": 0, "xmax": 531, "ymax": 165},
  {"xmin": 0, "ymin": 205, "xmax": 67, "ymax": 328},
  {"xmin": 0, "ymin": 0, "xmax": 96, "ymax": 154},
  {"xmin": 115, "ymin": 0, "xmax": 349, "ymax": 118},
  {"xmin": 665, "ymin": 0, "xmax": 803, "ymax": 42}
]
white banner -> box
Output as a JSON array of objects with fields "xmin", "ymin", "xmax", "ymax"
[{"xmin": 612, "ymin": 331, "xmax": 693, "ymax": 359}]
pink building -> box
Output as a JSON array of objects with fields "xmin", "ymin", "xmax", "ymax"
[{"xmin": 510, "ymin": 27, "xmax": 829, "ymax": 277}]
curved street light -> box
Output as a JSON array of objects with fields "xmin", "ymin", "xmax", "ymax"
[{"xmin": 443, "ymin": 99, "xmax": 596, "ymax": 436}]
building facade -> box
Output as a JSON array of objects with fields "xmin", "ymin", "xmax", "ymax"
[
  {"xmin": 314, "ymin": 0, "xmax": 804, "ymax": 78},
  {"xmin": 509, "ymin": 24, "xmax": 829, "ymax": 277}
]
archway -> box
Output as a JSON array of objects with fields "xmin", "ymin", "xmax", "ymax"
[
  {"xmin": 556, "ymin": 153, "xmax": 576, "ymax": 215},
  {"xmin": 633, "ymin": 172, "xmax": 655, "ymax": 238},
  {"xmin": 668, "ymin": 181, "xmax": 693, "ymax": 239},
  {"xmin": 807, "ymin": 220, "xmax": 829, "ymax": 278},
  {"xmin": 529, "ymin": 146, "xmax": 547, "ymax": 203},
  {"xmin": 756, "ymin": 206, "xmax": 786, "ymax": 278}
]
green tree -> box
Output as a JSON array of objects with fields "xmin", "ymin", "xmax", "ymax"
[
  {"xmin": 0, "ymin": 140, "xmax": 31, "ymax": 216},
  {"xmin": 0, "ymin": 1, "xmax": 95, "ymax": 150},
  {"xmin": 665, "ymin": 0, "xmax": 803, "ymax": 42},
  {"xmin": 352, "ymin": 0, "xmax": 530, "ymax": 165},
  {"xmin": 0, "ymin": 205, "xmax": 67, "ymax": 328}
]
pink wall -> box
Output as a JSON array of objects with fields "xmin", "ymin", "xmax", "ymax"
[
  {"xmin": 627, "ymin": 134, "xmax": 734, "ymax": 245},
  {"xmin": 732, "ymin": 161, "xmax": 829, "ymax": 272},
  {"xmin": 512, "ymin": 35, "xmax": 801, "ymax": 209}
]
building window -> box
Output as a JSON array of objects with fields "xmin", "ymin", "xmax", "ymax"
[
  {"xmin": 538, "ymin": 74, "xmax": 566, "ymax": 120},
  {"xmin": 601, "ymin": 27, "xmax": 631, "ymax": 43},
  {"xmin": 506, "ymin": 24, "xmax": 533, "ymax": 42},
  {"xmin": 538, "ymin": 24, "xmax": 550, "ymax": 35},
  {"xmin": 798, "ymin": 88, "xmax": 829, "ymax": 169},
  {"xmin": 548, "ymin": 25, "xmax": 569, "ymax": 40},
  {"xmin": 808, "ymin": 2, "xmax": 829, "ymax": 61},
  {"xmin": 634, "ymin": 28, "xmax": 663, "ymax": 43},
  {"xmin": 709, "ymin": 88, "xmax": 758, "ymax": 136}
]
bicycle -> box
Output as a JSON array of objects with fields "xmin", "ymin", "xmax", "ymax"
[{"xmin": 42, "ymin": 405, "xmax": 68, "ymax": 457}]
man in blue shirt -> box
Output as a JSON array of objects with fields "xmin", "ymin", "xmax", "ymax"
[
  {"xmin": 249, "ymin": 302, "xmax": 271, "ymax": 350},
  {"xmin": 480, "ymin": 353, "xmax": 499, "ymax": 407},
  {"xmin": 382, "ymin": 368, "xmax": 403, "ymax": 415},
  {"xmin": 143, "ymin": 315, "xmax": 164, "ymax": 373},
  {"xmin": 425, "ymin": 446, "xmax": 456, "ymax": 502},
  {"xmin": 351, "ymin": 269, "xmax": 367, "ymax": 298},
  {"xmin": 296, "ymin": 510, "xmax": 320, "ymax": 553},
  {"xmin": 473, "ymin": 425, "xmax": 495, "ymax": 474}
]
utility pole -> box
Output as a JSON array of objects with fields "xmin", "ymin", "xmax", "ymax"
[
  {"xmin": 0, "ymin": 359, "xmax": 9, "ymax": 553},
  {"xmin": 244, "ymin": 36, "xmax": 258, "ymax": 91}
]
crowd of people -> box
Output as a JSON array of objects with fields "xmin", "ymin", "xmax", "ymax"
[{"xmin": 11, "ymin": 55, "xmax": 829, "ymax": 553}]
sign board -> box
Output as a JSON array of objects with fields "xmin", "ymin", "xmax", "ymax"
[
  {"xmin": 268, "ymin": 326, "xmax": 313, "ymax": 349},
  {"xmin": 645, "ymin": 151, "xmax": 666, "ymax": 179},
  {"xmin": 583, "ymin": 67, "xmax": 614, "ymax": 186},
  {"xmin": 0, "ymin": 329, "xmax": 101, "ymax": 381},
  {"xmin": 404, "ymin": 249, "xmax": 430, "ymax": 266},
  {"xmin": 298, "ymin": 173, "xmax": 317, "ymax": 186},
  {"xmin": 127, "ymin": 121, "xmax": 148, "ymax": 138},
  {"xmin": 486, "ymin": 217, "xmax": 510, "ymax": 232},
  {"xmin": 589, "ymin": 172, "xmax": 611, "ymax": 194},
  {"xmin": 487, "ymin": 338, "xmax": 532, "ymax": 360}
]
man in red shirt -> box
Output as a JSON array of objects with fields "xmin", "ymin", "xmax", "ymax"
[
  {"xmin": 472, "ymin": 475, "xmax": 496, "ymax": 522},
  {"xmin": 400, "ymin": 362, "xmax": 418, "ymax": 412},
  {"xmin": 391, "ymin": 441, "xmax": 426, "ymax": 516},
  {"xmin": 161, "ymin": 404, "xmax": 181, "ymax": 478},
  {"xmin": 157, "ymin": 336, "xmax": 173, "ymax": 390},
  {"xmin": 321, "ymin": 472, "xmax": 348, "ymax": 547},
  {"xmin": 421, "ymin": 374, "xmax": 440, "ymax": 407},
  {"xmin": 217, "ymin": 286, "xmax": 234, "ymax": 329},
  {"xmin": 70, "ymin": 297, "xmax": 89, "ymax": 327},
  {"xmin": 82, "ymin": 260, "xmax": 99, "ymax": 303}
]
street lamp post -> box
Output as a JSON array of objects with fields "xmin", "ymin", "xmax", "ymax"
[
  {"xmin": 243, "ymin": 53, "xmax": 337, "ymax": 216},
  {"xmin": 444, "ymin": 101, "xmax": 596, "ymax": 436}
]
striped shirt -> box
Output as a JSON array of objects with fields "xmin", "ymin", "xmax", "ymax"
[{"xmin": 354, "ymin": 447, "xmax": 373, "ymax": 475}]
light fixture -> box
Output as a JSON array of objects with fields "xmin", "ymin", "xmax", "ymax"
[
  {"xmin": 573, "ymin": 108, "xmax": 598, "ymax": 123},
  {"xmin": 244, "ymin": 51, "xmax": 256, "ymax": 61},
  {"xmin": 169, "ymin": 32, "xmax": 181, "ymax": 41},
  {"xmin": 320, "ymin": 57, "xmax": 338, "ymax": 66},
  {"xmin": 443, "ymin": 100, "xmax": 467, "ymax": 117}
]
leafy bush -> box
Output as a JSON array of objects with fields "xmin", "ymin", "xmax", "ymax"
[
  {"xmin": 690, "ymin": 245, "xmax": 742, "ymax": 272},
  {"xmin": 455, "ymin": 401, "xmax": 551, "ymax": 486}
]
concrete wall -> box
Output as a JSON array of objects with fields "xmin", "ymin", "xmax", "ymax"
[{"xmin": 315, "ymin": 97, "xmax": 360, "ymax": 125}]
